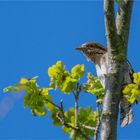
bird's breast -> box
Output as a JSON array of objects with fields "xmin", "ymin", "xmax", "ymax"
[{"xmin": 95, "ymin": 64, "xmax": 107, "ymax": 88}]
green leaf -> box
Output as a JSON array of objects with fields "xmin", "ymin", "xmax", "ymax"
[
  {"xmin": 123, "ymin": 81, "xmax": 140, "ymax": 104},
  {"xmin": 83, "ymin": 73, "xmax": 104, "ymax": 103},
  {"xmin": 51, "ymin": 109, "xmax": 62, "ymax": 126},
  {"xmin": 78, "ymin": 107, "xmax": 97, "ymax": 127},
  {"xmin": 133, "ymin": 72, "xmax": 140, "ymax": 84},
  {"xmin": 39, "ymin": 88, "xmax": 51, "ymax": 96},
  {"xmin": 62, "ymin": 126, "xmax": 72, "ymax": 134},
  {"xmin": 64, "ymin": 108, "xmax": 75, "ymax": 125},
  {"xmin": 71, "ymin": 64, "xmax": 85, "ymax": 80},
  {"xmin": 3, "ymin": 86, "xmax": 20, "ymax": 92},
  {"xmin": 48, "ymin": 61, "xmax": 67, "ymax": 79},
  {"xmin": 60, "ymin": 77, "xmax": 77, "ymax": 94},
  {"xmin": 19, "ymin": 78, "xmax": 29, "ymax": 84},
  {"xmin": 33, "ymin": 106, "xmax": 47, "ymax": 116},
  {"xmin": 4, "ymin": 77, "xmax": 54, "ymax": 117},
  {"xmin": 69, "ymin": 130, "xmax": 83, "ymax": 140},
  {"xmin": 48, "ymin": 61, "xmax": 83, "ymax": 94}
]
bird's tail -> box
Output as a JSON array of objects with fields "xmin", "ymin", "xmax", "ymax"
[{"xmin": 120, "ymin": 97, "xmax": 133, "ymax": 127}]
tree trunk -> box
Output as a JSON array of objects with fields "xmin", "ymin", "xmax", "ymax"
[{"xmin": 100, "ymin": 0, "xmax": 133, "ymax": 140}]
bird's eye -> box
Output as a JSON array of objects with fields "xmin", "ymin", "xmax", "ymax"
[
  {"xmin": 87, "ymin": 49, "xmax": 93, "ymax": 54},
  {"xmin": 87, "ymin": 49, "xmax": 91, "ymax": 53}
]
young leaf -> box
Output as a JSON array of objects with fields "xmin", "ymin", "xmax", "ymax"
[{"xmin": 71, "ymin": 64, "xmax": 85, "ymax": 80}]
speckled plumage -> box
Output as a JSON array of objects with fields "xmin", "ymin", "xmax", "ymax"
[{"xmin": 76, "ymin": 42, "xmax": 134, "ymax": 127}]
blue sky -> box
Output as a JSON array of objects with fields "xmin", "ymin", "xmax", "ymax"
[{"xmin": 0, "ymin": 1, "xmax": 140, "ymax": 140}]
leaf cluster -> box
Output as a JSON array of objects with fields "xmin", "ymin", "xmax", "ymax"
[
  {"xmin": 4, "ymin": 77, "xmax": 54, "ymax": 116},
  {"xmin": 84, "ymin": 73, "xmax": 104, "ymax": 104},
  {"xmin": 62, "ymin": 107, "xmax": 98, "ymax": 139},
  {"xmin": 48, "ymin": 61, "xmax": 84, "ymax": 93},
  {"xmin": 3, "ymin": 61, "xmax": 103, "ymax": 140},
  {"xmin": 123, "ymin": 72, "xmax": 140, "ymax": 104}
]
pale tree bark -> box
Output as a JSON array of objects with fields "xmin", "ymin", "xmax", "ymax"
[{"xmin": 100, "ymin": 0, "xmax": 133, "ymax": 140}]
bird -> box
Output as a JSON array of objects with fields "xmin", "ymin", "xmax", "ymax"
[{"xmin": 76, "ymin": 42, "xmax": 134, "ymax": 127}]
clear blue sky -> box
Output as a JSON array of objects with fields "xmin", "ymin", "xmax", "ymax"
[{"xmin": 0, "ymin": 1, "xmax": 140, "ymax": 140}]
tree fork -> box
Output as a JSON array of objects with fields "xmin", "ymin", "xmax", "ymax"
[{"xmin": 100, "ymin": 0, "xmax": 133, "ymax": 140}]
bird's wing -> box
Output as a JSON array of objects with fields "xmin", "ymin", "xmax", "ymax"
[
  {"xmin": 120, "ymin": 97, "xmax": 133, "ymax": 127},
  {"xmin": 120, "ymin": 60, "xmax": 134, "ymax": 127}
]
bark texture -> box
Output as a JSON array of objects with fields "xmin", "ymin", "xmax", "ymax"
[{"xmin": 100, "ymin": 0, "xmax": 133, "ymax": 140}]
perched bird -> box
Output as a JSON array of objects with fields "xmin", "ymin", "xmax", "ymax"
[{"xmin": 76, "ymin": 42, "xmax": 133, "ymax": 127}]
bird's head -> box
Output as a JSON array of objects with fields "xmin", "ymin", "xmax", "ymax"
[{"xmin": 76, "ymin": 42, "xmax": 107, "ymax": 61}]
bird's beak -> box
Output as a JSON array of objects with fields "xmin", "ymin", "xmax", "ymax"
[{"xmin": 75, "ymin": 47, "xmax": 83, "ymax": 51}]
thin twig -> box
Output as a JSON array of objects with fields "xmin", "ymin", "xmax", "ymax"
[
  {"xmin": 56, "ymin": 109, "xmax": 91, "ymax": 140},
  {"xmin": 45, "ymin": 98, "xmax": 62, "ymax": 110},
  {"xmin": 72, "ymin": 84, "xmax": 80, "ymax": 128},
  {"xmin": 56, "ymin": 113, "xmax": 77, "ymax": 130},
  {"xmin": 75, "ymin": 93, "xmax": 79, "ymax": 128},
  {"xmin": 81, "ymin": 125, "xmax": 96, "ymax": 131},
  {"xmin": 60, "ymin": 99, "xmax": 64, "ymax": 113},
  {"xmin": 94, "ymin": 101, "xmax": 102, "ymax": 140},
  {"xmin": 72, "ymin": 84, "xmax": 80, "ymax": 139},
  {"xmin": 45, "ymin": 97, "xmax": 91, "ymax": 140},
  {"xmin": 72, "ymin": 90, "xmax": 76, "ymax": 97}
]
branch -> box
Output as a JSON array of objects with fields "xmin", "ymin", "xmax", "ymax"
[
  {"xmin": 73, "ymin": 83, "xmax": 81, "ymax": 128},
  {"xmin": 75, "ymin": 97, "xmax": 78, "ymax": 128},
  {"xmin": 116, "ymin": 0, "xmax": 134, "ymax": 51},
  {"xmin": 81, "ymin": 125, "xmax": 96, "ymax": 131},
  {"xmin": 104, "ymin": 0, "xmax": 118, "ymax": 51},
  {"xmin": 56, "ymin": 112, "xmax": 78, "ymax": 130},
  {"xmin": 56, "ymin": 109, "xmax": 91, "ymax": 140},
  {"xmin": 45, "ymin": 99, "xmax": 78, "ymax": 131},
  {"xmin": 45, "ymin": 96, "xmax": 90, "ymax": 140},
  {"xmin": 72, "ymin": 84, "xmax": 80, "ymax": 139},
  {"xmin": 75, "ymin": 91, "xmax": 80, "ymax": 128},
  {"xmin": 100, "ymin": 1, "xmax": 134, "ymax": 140},
  {"xmin": 94, "ymin": 102, "xmax": 101, "ymax": 140},
  {"xmin": 45, "ymin": 99, "xmax": 62, "ymax": 110},
  {"xmin": 101, "ymin": 1, "xmax": 120, "ymax": 139}
]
